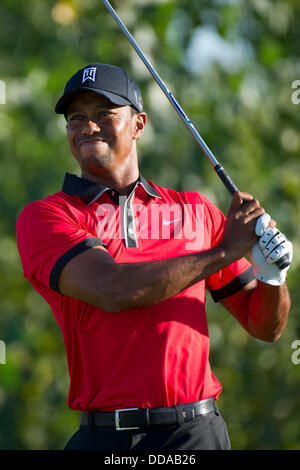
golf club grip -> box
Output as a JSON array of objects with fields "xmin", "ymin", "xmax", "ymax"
[
  {"xmin": 213, "ymin": 164, "xmax": 290, "ymax": 270},
  {"xmin": 214, "ymin": 164, "xmax": 238, "ymax": 196}
]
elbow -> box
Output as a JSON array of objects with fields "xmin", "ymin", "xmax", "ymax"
[
  {"xmin": 94, "ymin": 266, "xmax": 132, "ymax": 313},
  {"xmin": 99, "ymin": 294, "xmax": 125, "ymax": 313},
  {"xmin": 100, "ymin": 291, "xmax": 145, "ymax": 313},
  {"xmin": 94, "ymin": 266, "xmax": 146, "ymax": 313},
  {"xmin": 254, "ymin": 329, "xmax": 283, "ymax": 343},
  {"xmin": 100, "ymin": 302, "xmax": 121, "ymax": 313},
  {"xmin": 259, "ymin": 335, "xmax": 279, "ymax": 343},
  {"xmin": 97, "ymin": 286, "xmax": 134, "ymax": 313},
  {"xmin": 267, "ymin": 331, "xmax": 283, "ymax": 342},
  {"xmin": 265, "ymin": 331, "xmax": 284, "ymax": 342}
]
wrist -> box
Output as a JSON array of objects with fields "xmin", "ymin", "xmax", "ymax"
[
  {"xmin": 215, "ymin": 243, "xmax": 238, "ymax": 267},
  {"xmin": 203, "ymin": 245, "xmax": 237, "ymax": 274}
]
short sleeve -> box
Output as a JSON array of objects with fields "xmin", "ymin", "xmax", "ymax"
[
  {"xmin": 16, "ymin": 199, "xmax": 105, "ymax": 293},
  {"xmin": 202, "ymin": 195, "xmax": 255, "ymax": 302}
]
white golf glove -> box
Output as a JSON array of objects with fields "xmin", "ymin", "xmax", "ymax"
[{"xmin": 249, "ymin": 214, "xmax": 293, "ymax": 286}]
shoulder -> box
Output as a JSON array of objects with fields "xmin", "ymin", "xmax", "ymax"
[{"xmin": 16, "ymin": 191, "xmax": 82, "ymax": 226}]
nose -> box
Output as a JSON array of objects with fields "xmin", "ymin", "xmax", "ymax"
[{"xmin": 81, "ymin": 119, "xmax": 101, "ymax": 134}]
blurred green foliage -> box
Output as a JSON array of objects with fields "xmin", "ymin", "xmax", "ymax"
[{"xmin": 0, "ymin": 0, "xmax": 300, "ymax": 449}]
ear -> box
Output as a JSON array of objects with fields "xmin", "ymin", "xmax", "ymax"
[{"xmin": 132, "ymin": 112, "xmax": 147, "ymax": 141}]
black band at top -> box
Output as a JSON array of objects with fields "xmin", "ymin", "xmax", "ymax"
[
  {"xmin": 49, "ymin": 237, "xmax": 106, "ymax": 293},
  {"xmin": 209, "ymin": 267, "xmax": 255, "ymax": 302}
]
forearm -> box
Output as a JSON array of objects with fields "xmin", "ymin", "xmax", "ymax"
[
  {"xmin": 247, "ymin": 281, "xmax": 290, "ymax": 342},
  {"xmin": 59, "ymin": 243, "xmax": 236, "ymax": 312},
  {"xmin": 107, "ymin": 246, "xmax": 229, "ymax": 312}
]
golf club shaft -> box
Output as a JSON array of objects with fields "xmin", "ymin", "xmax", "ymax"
[
  {"xmin": 102, "ymin": 0, "xmax": 237, "ymax": 196},
  {"xmin": 102, "ymin": 0, "xmax": 290, "ymax": 270}
]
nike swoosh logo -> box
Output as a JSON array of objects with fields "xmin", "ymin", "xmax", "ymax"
[{"xmin": 162, "ymin": 218, "xmax": 183, "ymax": 226}]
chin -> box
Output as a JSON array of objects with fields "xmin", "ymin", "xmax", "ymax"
[{"xmin": 80, "ymin": 152, "xmax": 113, "ymax": 172}]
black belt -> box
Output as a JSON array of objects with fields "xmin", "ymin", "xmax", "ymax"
[{"xmin": 80, "ymin": 397, "xmax": 218, "ymax": 431}]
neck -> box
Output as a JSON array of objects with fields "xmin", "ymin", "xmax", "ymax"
[{"xmin": 81, "ymin": 167, "xmax": 140, "ymax": 196}]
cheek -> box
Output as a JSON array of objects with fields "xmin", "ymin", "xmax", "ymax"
[
  {"xmin": 67, "ymin": 130, "xmax": 81, "ymax": 159},
  {"xmin": 67, "ymin": 129, "xmax": 77, "ymax": 148},
  {"xmin": 114, "ymin": 120, "xmax": 134, "ymax": 145}
]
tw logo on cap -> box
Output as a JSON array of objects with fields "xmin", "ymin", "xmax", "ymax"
[{"xmin": 82, "ymin": 67, "xmax": 97, "ymax": 83}]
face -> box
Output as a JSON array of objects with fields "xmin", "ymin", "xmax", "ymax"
[{"xmin": 66, "ymin": 91, "xmax": 146, "ymax": 180}]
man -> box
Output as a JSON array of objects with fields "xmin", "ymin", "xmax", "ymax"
[{"xmin": 16, "ymin": 63, "xmax": 292, "ymax": 450}]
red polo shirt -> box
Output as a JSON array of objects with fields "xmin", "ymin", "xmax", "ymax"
[{"xmin": 16, "ymin": 173, "xmax": 254, "ymax": 412}]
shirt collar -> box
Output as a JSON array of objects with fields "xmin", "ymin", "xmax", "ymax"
[{"xmin": 62, "ymin": 172, "xmax": 161, "ymax": 205}]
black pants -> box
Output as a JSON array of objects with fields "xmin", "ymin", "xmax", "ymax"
[{"xmin": 64, "ymin": 409, "xmax": 231, "ymax": 450}]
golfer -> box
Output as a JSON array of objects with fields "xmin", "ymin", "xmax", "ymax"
[{"xmin": 16, "ymin": 63, "xmax": 292, "ymax": 450}]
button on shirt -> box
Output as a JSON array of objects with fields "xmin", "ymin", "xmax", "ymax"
[{"xmin": 16, "ymin": 173, "xmax": 254, "ymax": 412}]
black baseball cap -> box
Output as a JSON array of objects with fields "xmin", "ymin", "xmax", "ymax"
[{"xmin": 55, "ymin": 63, "xmax": 143, "ymax": 116}]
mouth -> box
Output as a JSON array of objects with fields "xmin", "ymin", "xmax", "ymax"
[{"xmin": 78, "ymin": 138, "xmax": 108, "ymax": 147}]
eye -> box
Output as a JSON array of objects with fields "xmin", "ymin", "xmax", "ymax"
[
  {"xmin": 68, "ymin": 113, "xmax": 83, "ymax": 121},
  {"xmin": 99, "ymin": 111, "xmax": 111, "ymax": 118}
]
